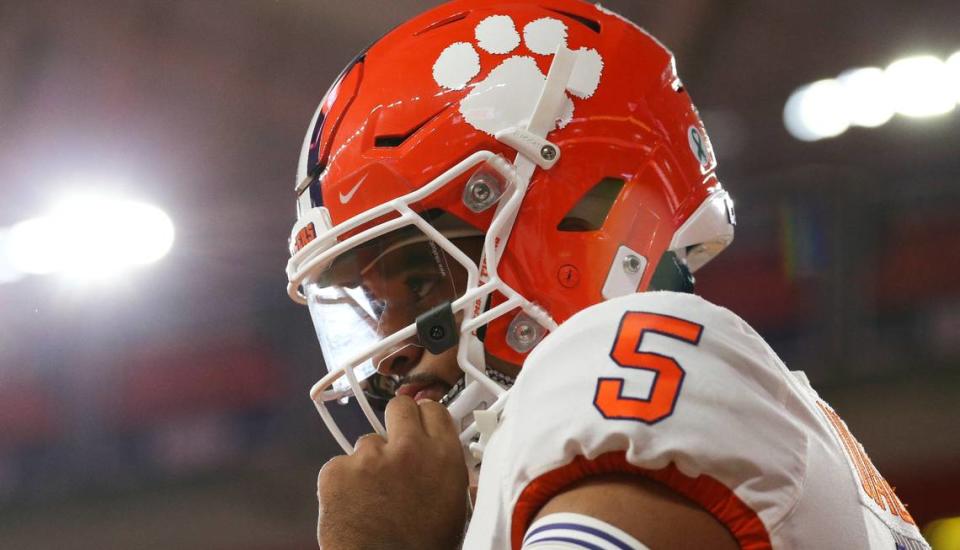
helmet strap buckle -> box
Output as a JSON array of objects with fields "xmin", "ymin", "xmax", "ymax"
[{"xmin": 495, "ymin": 127, "xmax": 561, "ymax": 170}]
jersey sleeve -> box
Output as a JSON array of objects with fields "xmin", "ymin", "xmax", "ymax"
[{"xmin": 475, "ymin": 291, "xmax": 809, "ymax": 549}]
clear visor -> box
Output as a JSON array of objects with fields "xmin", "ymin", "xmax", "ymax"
[{"xmin": 303, "ymin": 224, "xmax": 483, "ymax": 400}]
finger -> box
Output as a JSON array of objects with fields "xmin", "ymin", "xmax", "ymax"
[
  {"xmin": 316, "ymin": 466, "xmax": 336, "ymax": 548},
  {"xmin": 317, "ymin": 456, "xmax": 345, "ymax": 497},
  {"xmin": 384, "ymin": 395, "xmax": 425, "ymax": 441},
  {"xmin": 417, "ymin": 398, "xmax": 459, "ymax": 440},
  {"xmin": 318, "ymin": 455, "xmax": 344, "ymax": 478},
  {"xmin": 354, "ymin": 432, "xmax": 385, "ymax": 454}
]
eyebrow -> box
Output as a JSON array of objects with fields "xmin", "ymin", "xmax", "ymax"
[{"xmin": 367, "ymin": 247, "xmax": 442, "ymax": 277}]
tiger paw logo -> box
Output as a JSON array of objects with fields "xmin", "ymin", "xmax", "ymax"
[{"xmin": 432, "ymin": 15, "xmax": 604, "ymax": 136}]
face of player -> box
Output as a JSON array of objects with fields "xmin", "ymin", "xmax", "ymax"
[
  {"xmin": 367, "ymin": 236, "xmax": 482, "ymax": 403},
  {"xmin": 304, "ymin": 227, "xmax": 518, "ymax": 406}
]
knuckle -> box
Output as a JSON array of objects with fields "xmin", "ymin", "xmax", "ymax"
[
  {"xmin": 354, "ymin": 442, "xmax": 386, "ymax": 470},
  {"xmin": 355, "ymin": 451, "xmax": 379, "ymax": 471},
  {"xmin": 418, "ymin": 398, "xmax": 446, "ymax": 413},
  {"xmin": 421, "ymin": 400, "xmax": 457, "ymax": 429},
  {"xmin": 390, "ymin": 434, "xmax": 420, "ymax": 457},
  {"xmin": 354, "ymin": 432, "xmax": 385, "ymax": 452},
  {"xmin": 440, "ymin": 437, "xmax": 464, "ymax": 458},
  {"xmin": 319, "ymin": 455, "xmax": 345, "ymax": 476},
  {"xmin": 387, "ymin": 394, "xmax": 416, "ymax": 413}
]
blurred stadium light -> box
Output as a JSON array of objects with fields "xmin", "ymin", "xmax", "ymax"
[
  {"xmin": 886, "ymin": 55, "xmax": 956, "ymax": 118},
  {"xmin": 0, "ymin": 230, "xmax": 25, "ymax": 284},
  {"xmin": 836, "ymin": 67, "xmax": 895, "ymax": 128},
  {"xmin": 948, "ymin": 51, "xmax": 960, "ymax": 102},
  {"xmin": 783, "ymin": 78, "xmax": 853, "ymax": 141},
  {"xmin": 785, "ymin": 49, "xmax": 960, "ymax": 141},
  {"xmin": 0, "ymin": 193, "xmax": 174, "ymax": 282}
]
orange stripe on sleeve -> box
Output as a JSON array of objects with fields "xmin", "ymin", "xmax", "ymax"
[{"xmin": 510, "ymin": 451, "xmax": 772, "ymax": 550}]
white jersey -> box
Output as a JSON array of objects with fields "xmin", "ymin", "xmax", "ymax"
[{"xmin": 463, "ymin": 292, "xmax": 928, "ymax": 550}]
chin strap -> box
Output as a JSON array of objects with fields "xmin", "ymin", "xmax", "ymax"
[
  {"xmin": 440, "ymin": 367, "xmax": 516, "ymax": 406},
  {"xmin": 483, "ymin": 366, "xmax": 517, "ymax": 388},
  {"xmin": 439, "ymin": 377, "xmax": 467, "ymax": 406},
  {"xmin": 438, "ymin": 365, "xmax": 516, "ymax": 467}
]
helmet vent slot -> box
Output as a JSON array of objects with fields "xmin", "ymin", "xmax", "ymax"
[
  {"xmin": 374, "ymin": 106, "xmax": 449, "ymax": 149},
  {"xmin": 374, "ymin": 135, "xmax": 408, "ymax": 148},
  {"xmin": 544, "ymin": 8, "xmax": 601, "ymax": 34},
  {"xmin": 557, "ymin": 177, "xmax": 625, "ymax": 232}
]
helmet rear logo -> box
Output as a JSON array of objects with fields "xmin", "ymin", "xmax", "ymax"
[
  {"xmin": 687, "ymin": 125, "xmax": 713, "ymax": 170},
  {"xmin": 432, "ymin": 15, "xmax": 604, "ymax": 136}
]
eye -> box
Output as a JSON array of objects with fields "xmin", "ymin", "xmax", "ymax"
[{"xmin": 406, "ymin": 275, "xmax": 439, "ymax": 301}]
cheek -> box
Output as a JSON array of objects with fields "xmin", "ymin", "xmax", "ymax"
[{"xmin": 378, "ymin": 303, "xmax": 411, "ymax": 332}]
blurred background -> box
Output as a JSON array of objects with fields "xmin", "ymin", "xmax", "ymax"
[{"xmin": 0, "ymin": 0, "xmax": 958, "ymax": 548}]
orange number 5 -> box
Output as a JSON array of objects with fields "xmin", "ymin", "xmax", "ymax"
[{"xmin": 594, "ymin": 312, "xmax": 703, "ymax": 423}]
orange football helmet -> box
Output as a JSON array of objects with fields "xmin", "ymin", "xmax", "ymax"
[{"xmin": 285, "ymin": 0, "xmax": 734, "ymax": 455}]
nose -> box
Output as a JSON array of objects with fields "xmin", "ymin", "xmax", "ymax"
[{"xmin": 374, "ymin": 343, "xmax": 425, "ymax": 378}]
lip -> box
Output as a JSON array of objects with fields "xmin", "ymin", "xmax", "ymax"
[{"xmin": 396, "ymin": 381, "xmax": 449, "ymax": 402}]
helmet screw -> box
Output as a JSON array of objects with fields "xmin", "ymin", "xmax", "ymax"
[
  {"xmin": 429, "ymin": 325, "xmax": 446, "ymax": 341},
  {"xmin": 463, "ymin": 169, "xmax": 504, "ymax": 213},
  {"xmin": 623, "ymin": 254, "xmax": 643, "ymax": 273},
  {"xmin": 505, "ymin": 312, "xmax": 546, "ymax": 353},
  {"xmin": 514, "ymin": 322, "xmax": 535, "ymax": 344},
  {"xmin": 471, "ymin": 182, "xmax": 492, "ymax": 202},
  {"xmin": 540, "ymin": 145, "xmax": 558, "ymax": 161}
]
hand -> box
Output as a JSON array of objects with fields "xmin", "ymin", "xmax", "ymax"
[{"xmin": 317, "ymin": 396, "xmax": 469, "ymax": 550}]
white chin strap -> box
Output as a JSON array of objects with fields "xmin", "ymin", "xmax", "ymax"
[
  {"xmin": 450, "ymin": 44, "xmax": 582, "ymax": 455},
  {"xmin": 510, "ymin": 45, "xmax": 578, "ymax": 175}
]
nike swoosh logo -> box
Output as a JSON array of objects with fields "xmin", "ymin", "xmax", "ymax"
[{"xmin": 339, "ymin": 174, "xmax": 369, "ymax": 204}]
